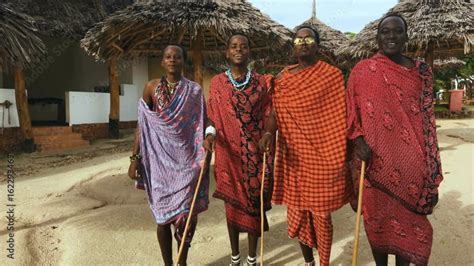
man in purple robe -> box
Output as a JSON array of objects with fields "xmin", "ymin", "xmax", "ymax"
[{"xmin": 128, "ymin": 45, "xmax": 209, "ymax": 266}]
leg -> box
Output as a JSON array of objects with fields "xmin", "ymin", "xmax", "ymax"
[
  {"xmin": 157, "ymin": 224, "xmax": 173, "ymax": 266},
  {"xmin": 227, "ymin": 222, "xmax": 241, "ymax": 264},
  {"xmin": 313, "ymin": 214, "xmax": 333, "ymax": 266},
  {"xmin": 176, "ymin": 240, "xmax": 190, "ymax": 266},
  {"xmin": 395, "ymin": 255, "xmax": 411, "ymax": 266},
  {"xmin": 247, "ymin": 233, "xmax": 259, "ymax": 265},
  {"xmin": 247, "ymin": 233, "xmax": 258, "ymax": 258},
  {"xmin": 173, "ymin": 215, "xmax": 198, "ymax": 266},
  {"xmin": 299, "ymin": 242, "xmax": 315, "ymax": 263},
  {"xmin": 371, "ymin": 250, "xmax": 388, "ymax": 266},
  {"xmin": 287, "ymin": 208, "xmax": 317, "ymax": 264}
]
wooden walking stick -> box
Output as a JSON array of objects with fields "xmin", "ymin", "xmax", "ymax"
[
  {"xmin": 352, "ymin": 161, "xmax": 366, "ymax": 266},
  {"xmin": 176, "ymin": 150, "xmax": 210, "ymax": 265},
  {"xmin": 260, "ymin": 151, "xmax": 267, "ymax": 266}
]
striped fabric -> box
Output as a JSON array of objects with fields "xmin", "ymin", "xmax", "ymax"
[
  {"xmin": 138, "ymin": 78, "xmax": 209, "ymax": 225},
  {"xmin": 272, "ymin": 61, "xmax": 351, "ymax": 211}
]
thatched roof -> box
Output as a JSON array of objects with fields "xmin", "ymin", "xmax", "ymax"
[
  {"xmin": 337, "ymin": 0, "xmax": 474, "ymax": 62},
  {"xmin": 81, "ymin": 0, "xmax": 293, "ymax": 62},
  {"xmin": 434, "ymin": 57, "xmax": 466, "ymax": 69},
  {"xmin": 2, "ymin": 0, "xmax": 133, "ymax": 39},
  {"xmin": 297, "ymin": 17, "xmax": 350, "ymax": 65},
  {"xmin": 0, "ymin": 3, "xmax": 46, "ymax": 70}
]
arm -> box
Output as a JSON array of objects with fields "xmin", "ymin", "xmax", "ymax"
[
  {"xmin": 258, "ymin": 74, "xmax": 278, "ymax": 152},
  {"xmin": 346, "ymin": 67, "xmax": 371, "ymax": 162},
  {"xmin": 128, "ymin": 82, "xmax": 154, "ymax": 179},
  {"xmin": 203, "ymin": 78, "xmax": 217, "ymax": 153}
]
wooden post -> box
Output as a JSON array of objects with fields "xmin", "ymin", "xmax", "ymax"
[
  {"xmin": 191, "ymin": 33, "xmax": 204, "ymax": 87},
  {"xmin": 108, "ymin": 58, "xmax": 120, "ymax": 139},
  {"xmin": 14, "ymin": 66, "xmax": 35, "ymax": 152},
  {"xmin": 424, "ymin": 40, "xmax": 434, "ymax": 69}
]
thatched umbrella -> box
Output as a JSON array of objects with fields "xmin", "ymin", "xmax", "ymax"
[
  {"xmin": 434, "ymin": 57, "xmax": 466, "ymax": 69},
  {"xmin": 296, "ymin": 0, "xmax": 349, "ymax": 66},
  {"xmin": 3, "ymin": 0, "xmax": 133, "ymax": 39},
  {"xmin": 337, "ymin": 0, "xmax": 474, "ymax": 67},
  {"xmin": 81, "ymin": 0, "xmax": 293, "ymax": 138},
  {"xmin": 0, "ymin": 3, "xmax": 47, "ymax": 152}
]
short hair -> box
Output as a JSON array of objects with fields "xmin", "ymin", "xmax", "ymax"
[
  {"xmin": 377, "ymin": 13, "xmax": 408, "ymax": 34},
  {"xmin": 163, "ymin": 44, "xmax": 187, "ymax": 61},
  {"xmin": 294, "ymin": 25, "xmax": 321, "ymax": 44},
  {"xmin": 226, "ymin": 33, "xmax": 251, "ymax": 48}
]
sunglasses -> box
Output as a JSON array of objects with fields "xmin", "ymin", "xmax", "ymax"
[{"xmin": 293, "ymin": 37, "xmax": 316, "ymax": 46}]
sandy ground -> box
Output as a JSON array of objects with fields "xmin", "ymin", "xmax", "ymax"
[{"xmin": 0, "ymin": 120, "xmax": 472, "ymax": 266}]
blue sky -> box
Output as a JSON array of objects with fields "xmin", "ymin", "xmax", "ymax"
[{"xmin": 249, "ymin": 0, "xmax": 398, "ymax": 33}]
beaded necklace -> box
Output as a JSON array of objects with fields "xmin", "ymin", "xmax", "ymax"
[{"xmin": 225, "ymin": 69, "xmax": 251, "ymax": 91}]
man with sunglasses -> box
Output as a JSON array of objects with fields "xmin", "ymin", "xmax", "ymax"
[{"xmin": 260, "ymin": 26, "xmax": 350, "ymax": 266}]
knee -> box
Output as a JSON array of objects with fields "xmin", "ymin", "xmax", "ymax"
[{"xmin": 157, "ymin": 224, "xmax": 171, "ymax": 234}]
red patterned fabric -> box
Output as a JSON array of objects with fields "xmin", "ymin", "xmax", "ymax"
[
  {"xmin": 272, "ymin": 61, "xmax": 350, "ymax": 211},
  {"xmin": 346, "ymin": 53, "xmax": 443, "ymax": 265},
  {"xmin": 207, "ymin": 71, "xmax": 273, "ymax": 235},
  {"xmin": 287, "ymin": 208, "xmax": 333, "ymax": 266},
  {"xmin": 172, "ymin": 214, "xmax": 198, "ymax": 244},
  {"xmin": 225, "ymin": 203, "xmax": 269, "ymax": 234}
]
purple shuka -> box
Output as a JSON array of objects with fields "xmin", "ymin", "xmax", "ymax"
[{"xmin": 138, "ymin": 78, "xmax": 209, "ymax": 224}]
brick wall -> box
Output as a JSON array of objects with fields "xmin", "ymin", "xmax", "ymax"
[
  {"xmin": 0, "ymin": 128, "xmax": 23, "ymax": 154},
  {"xmin": 72, "ymin": 121, "xmax": 137, "ymax": 141}
]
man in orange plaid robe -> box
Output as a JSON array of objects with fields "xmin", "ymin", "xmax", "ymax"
[{"xmin": 260, "ymin": 26, "xmax": 350, "ymax": 266}]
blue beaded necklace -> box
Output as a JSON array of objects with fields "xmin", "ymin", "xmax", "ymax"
[{"xmin": 225, "ymin": 69, "xmax": 252, "ymax": 91}]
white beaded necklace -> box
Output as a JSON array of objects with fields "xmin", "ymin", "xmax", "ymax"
[{"xmin": 225, "ymin": 69, "xmax": 251, "ymax": 91}]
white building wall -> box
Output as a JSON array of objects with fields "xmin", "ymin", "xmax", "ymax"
[
  {"xmin": 0, "ymin": 88, "xmax": 20, "ymax": 128},
  {"xmin": 66, "ymin": 84, "xmax": 138, "ymax": 126},
  {"xmin": 132, "ymin": 57, "xmax": 149, "ymax": 100}
]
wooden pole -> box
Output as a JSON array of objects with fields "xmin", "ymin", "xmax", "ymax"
[
  {"xmin": 190, "ymin": 33, "xmax": 204, "ymax": 87},
  {"xmin": 108, "ymin": 58, "xmax": 120, "ymax": 139},
  {"xmin": 260, "ymin": 152, "xmax": 267, "ymax": 266},
  {"xmin": 176, "ymin": 151, "xmax": 210, "ymax": 265},
  {"xmin": 424, "ymin": 40, "xmax": 434, "ymax": 69},
  {"xmin": 14, "ymin": 66, "xmax": 35, "ymax": 152},
  {"xmin": 351, "ymin": 161, "xmax": 367, "ymax": 266}
]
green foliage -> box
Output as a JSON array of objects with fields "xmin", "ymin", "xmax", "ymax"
[
  {"xmin": 344, "ymin": 32, "xmax": 356, "ymax": 39},
  {"xmin": 458, "ymin": 54, "xmax": 474, "ymax": 84},
  {"xmin": 433, "ymin": 54, "xmax": 474, "ymax": 94}
]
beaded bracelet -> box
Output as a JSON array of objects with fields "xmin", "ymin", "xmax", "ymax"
[{"xmin": 130, "ymin": 154, "xmax": 141, "ymax": 162}]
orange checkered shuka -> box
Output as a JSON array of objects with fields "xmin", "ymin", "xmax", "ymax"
[{"xmin": 272, "ymin": 61, "xmax": 351, "ymax": 212}]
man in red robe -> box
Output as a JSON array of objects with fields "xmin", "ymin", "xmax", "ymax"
[{"xmin": 346, "ymin": 14, "xmax": 443, "ymax": 266}]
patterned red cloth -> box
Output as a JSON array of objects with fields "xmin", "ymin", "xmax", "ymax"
[
  {"xmin": 172, "ymin": 213, "xmax": 198, "ymax": 244},
  {"xmin": 207, "ymin": 71, "xmax": 273, "ymax": 235},
  {"xmin": 272, "ymin": 61, "xmax": 351, "ymax": 211},
  {"xmin": 346, "ymin": 53, "xmax": 443, "ymax": 265}
]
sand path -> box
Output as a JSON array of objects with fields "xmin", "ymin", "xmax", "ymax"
[{"xmin": 0, "ymin": 120, "xmax": 472, "ymax": 265}]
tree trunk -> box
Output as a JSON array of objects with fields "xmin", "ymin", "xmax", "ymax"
[
  {"xmin": 14, "ymin": 66, "xmax": 35, "ymax": 152},
  {"xmin": 108, "ymin": 58, "xmax": 120, "ymax": 139},
  {"xmin": 191, "ymin": 34, "xmax": 204, "ymax": 87},
  {"xmin": 424, "ymin": 40, "xmax": 434, "ymax": 69}
]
